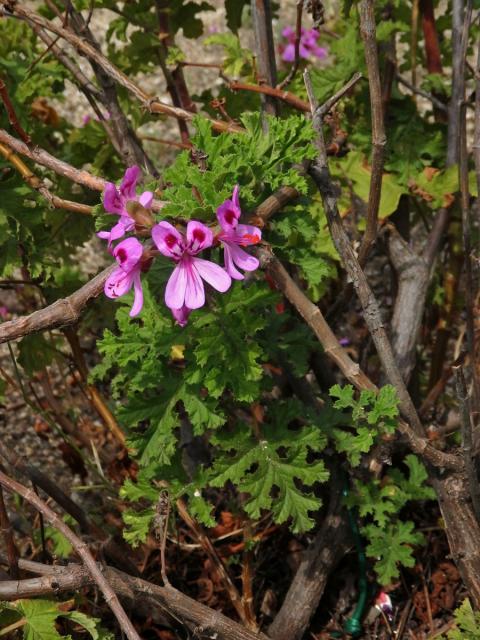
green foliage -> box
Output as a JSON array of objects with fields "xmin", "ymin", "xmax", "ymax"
[
  {"xmin": 443, "ymin": 599, "xmax": 480, "ymax": 639},
  {"xmin": 328, "ymin": 385, "xmax": 399, "ymax": 466},
  {"xmin": 346, "ymin": 455, "xmax": 434, "ymax": 584},
  {"xmin": 0, "ymin": 599, "xmax": 113, "ymax": 640},
  {"xmin": 160, "ymin": 113, "xmax": 316, "ymax": 221},
  {"xmin": 204, "ymin": 33, "xmax": 254, "ymax": 77}
]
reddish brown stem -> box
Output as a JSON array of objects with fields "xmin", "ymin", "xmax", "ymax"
[
  {"xmin": 0, "ymin": 483, "xmax": 19, "ymax": 579},
  {"xmin": 420, "ymin": 0, "xmax": 443, "ymax": 74},
  {"xmin": 0, "ymin": 76, "xmax": 31, "ymax": 144}
]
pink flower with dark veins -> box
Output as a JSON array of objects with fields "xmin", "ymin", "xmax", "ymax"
[
  {"xmin": 280, "ymin": 26, "xmax": 328, "ymax": 62},
  {"xmin": 98, "ymin": 166, "xmax": 153, "ymax": 246},
  {"xmin": 152, "ymin": 220, "xmax": 231, "ymax": 322},
  {"xmin": 104, "ymin": 237, "xmax": 144, "ymax": 317},
  {"xmin": 216, "ymin": 185, "xmax": 261, "ymax": 280}
]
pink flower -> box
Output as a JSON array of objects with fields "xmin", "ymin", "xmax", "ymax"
[
  {"xmin": 152, "ymin": 220, "xmax": 231, "ymax": 313},
  {"xmin": 280, "ymin": 26, "xmax": 328, "ymax": 62},
  {"xmin": 216, "ymin": 185, "xmax": 261, "ymax": 280},
  {"xmin": 0, "ymin": 306, "xmax": 8, "ymax": 320},
  {"xmin": 104, "ymin": 237, "xmax": 144, "ymax": 317},
  {"xmin": 98, "ymin": 166, "xmax": 153, "ymax": 245}
]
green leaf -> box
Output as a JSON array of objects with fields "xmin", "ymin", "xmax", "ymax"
[
  {"xmin": 364, "ymin": 520, "xmax": 423, "ymax": 585},
  {"xmin": 225, "ymin": 0, "xmax": 249, "ymax": 32},
  {"xmin": 445, "ymin": 599, "xmax": 480, "ymax": 639}
]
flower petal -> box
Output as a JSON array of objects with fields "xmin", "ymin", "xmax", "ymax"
[
  {"xmin": 104, "ymin": 266, "xmax": 134, "ymax": 299},
  {"xmin": 120, "ymin": 166, "xmax": 140, "ymax": 200},
  {"xmin": 165, "ymin": 262, "xmax": 188, "ymax": 309},
  {"xmin": 184, "ymin": 262, "xmax": 206, "ymax": 309},
  {"xmin": 217, "ymin": 190, "xmax": 241, "ymax": 233},
  {"xmin": 282, "ymin": 43, "xmax": 295, "ymax": 62},
  {"xmin": 227, "ymin": 243, "xmax": 259, "ymax": 273},
  {"xmin": 129, "ymin": 271, "xmax": 144, "ymax": 317},
  {"xmin": 138, "ymin": 190, "xmax": 154, "ymax": 208},
  {"xmin": 152, "ymin": 221, "xmax": 185, "ymax": 259},
  {"xmin": 186, "ymin": 221, "xmax": 213, "ymax": 255},
  {"xmin": 103, "ymin": 182, "xmax": 123, "ymax": 215},
  {"xmin": 193, "ymin": 257, "xmax": 232, "ymax": 293},
  {"xmin": 236, "ymin": 223, "xmax": 262, "ymax": 245},
  {"xmin": 114, "ymin": 237, "xmax": 143, "ymax": 272},
  {"xmin": 223, "ymin": 243, "xmax": 244, "ymax": 280}
]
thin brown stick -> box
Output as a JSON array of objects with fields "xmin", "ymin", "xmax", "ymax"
[
  {"xmin": 357, "ymin": 0, "xmax": 386, "ymax": 266},
  {"xmin": 474, "ymin": 35, "xmax": 480, "ymax": 214},
  {"xmin": 0, "ymin": 129, "xmax": 164, "ymax": 211},
  {"xmin": 0, "ymin": 142, "xmax": 92, "ymax": 215},
  {"xmin": 317, "ymin": 72, "xmax": 363, "ymax": 117},
  {"xmin": 176, "ymin": 498, "xmax": 249, "ymax": 625},
  {"xmin": 229, "ymin": 81, "xmax": 310, "ymax": 112},
  {"xmin": 251, "ymin": 0, "xmax": 278, "ymax": 117},
  {"xmin": 0, "ymin": 75, "xmax": 31, "ymax": 144},
  {"xmin": 0, "ymin": 2, "xmax": 243, "ymax": 135},
  {"xmin": 396, "ymin": 73, "xmax": 448, "ymax": 112},
  {"xmin": 240, "ymin": 522, "xmax": 258, "ymax": 632},
  {"xmin": 0, "ymin": 469, "xmax": 142, "ymax": 640},
  {"xmin": 0, "ymin": 483, "xmax": 19, "ymax": 579},
  {"xmin": 453, "ymin": 360, "xmax": 480, "ymax": 521},
  {"xmin": 277, "ymin": 0, "xmax": 304, "ymax": 90},
  {"xmin": 255, "ymin": 246, "xmax": 461, "ymax": 470},
  {"xmin": 63, "ymin": 327, "xmax": 126, "ymax": 445},
  {"xmin": 0, "ymin": 557, "xmax": 271, "ymax": 640},
  {"xmin": 304, "ymin": 71, "xmax": 424, "ymax": 430},
  {"xmin": 459, "ymin": 100, "xmax": 480, "ymax": 417},
  {"xmin": 0, "ymin": 264, "xmax": 116, "ymax": 344}
]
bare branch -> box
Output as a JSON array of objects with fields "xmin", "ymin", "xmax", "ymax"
[
  {"xmin": 0, "ymin": 557, "xmax": 271, "ymax": 640},
  {"xmin": 255, "ymin": 246, "xmax": 462, "ymax": 471},
  {"xmin": 251, "ymin": 0, "xmax": 278, "ymax": 117},
  {"xmin": 0, "ymin": 2, "xmax": 244, "ymax": 135},
  {"xmin": 0, "ymin": 483, "xmax": 19, "ymax": 579},
  {"xmin": 357, "ymin": 0, "xmax": 386, "ymax": 266},
  {"xmin": 0, "ymin": 264, "xmax": 115, "ymax": 344},
  {"xmin": 0, "ymin": 469, "xmax": 142, "ymax": 640},
  {"xmin": 230, "ymin": 81, "xmax": 310, "ymax": 112}
]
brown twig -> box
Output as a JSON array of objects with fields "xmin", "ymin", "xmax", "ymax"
[
  {"xmin": 251, "ymin": 0, "xmax": 278, "ymax": 117},
  {"xmin": 0, "ymin": 483, "xmax": 19, "ymax": 579},
  {"xmin": 277, "ymin": 0, "xmax": 304, "ymax": 90},
  {"xmin": 0, "ymin": 557, "xmax": 271, "ymax": 640},
  {"xmin": 396, "ymin": 73, "xmax": 448, "ymax": 112},
  {"xmin": 357, "ymin": 0, "xmax": 386, "ymax": 266},
  {"xmin": 0, "ymin": 469, "xmax": 142, "ymax": 640},
  {"xmin": 240, "ymin": 522, "xmax": 258, "ymax": 632},
  {"xmin": 0, "ymin": 129, "xmax": 164, "ymax": 211},
  {"xmin": 63, "ymin": 327, "xmax": 126, "ymax": 445},
  {"xmin": 0, "ymin": 264, "xmax": 116, "ymax": 344},
  {"xmin": 256, "ymin": 246, "xmax": 460, "ymax": 470},
  {"xmin": 0, "ymin": 142, "xmax": 92, "ymax": 215},
  {"xmin": 453, "ymin": 359, "xmax": 480, "ymax": 521},
  {"xmin": 176, "ymin": 498, "xmax": 249, "ymax": 625},
  {"xmin": 304, "ymin": 70, "xmax": 427, "ymax": 438},
  {"xmin": 229, "ymin": 81, "xmax": 310, "ymax": 112},
  {"xmin": 0, "ymin": 75, "xmax": 31, "ymax": 144},
  {"xmin": 473, "ymin": 35, "xmax": 480, "ymax": 216},
  {"xmin": 316, "ymin": 72, "xmax": 363, "ymax": 117},
  {"xmin": 0, "ymin": 2, "xmax": 243, "ymax": 135}
]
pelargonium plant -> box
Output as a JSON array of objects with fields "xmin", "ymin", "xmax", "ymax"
[{"xmin": 99, "ymin": 167, "xmax": 262, "ymax": 325}]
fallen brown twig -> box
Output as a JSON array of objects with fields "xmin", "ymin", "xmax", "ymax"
[{"xmin": 0, "ymin": 469, "xmax": 142, "ymax": 640}]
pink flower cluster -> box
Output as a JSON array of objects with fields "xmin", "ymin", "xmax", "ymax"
[
  {"xmin": 280, "ymin": 26, "xmax": 327, "ymax": 62},
  {"xmin": 100, "ymin": 167, "xmax": 262, "ymax": 326}
]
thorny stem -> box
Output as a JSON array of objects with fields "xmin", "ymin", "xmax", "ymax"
[{"xmin": 0, "ymin": 470, "xmax": 142, "ymax": 640}]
